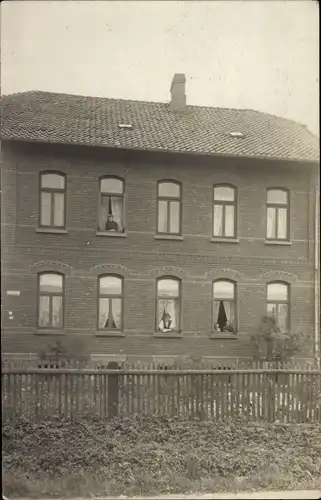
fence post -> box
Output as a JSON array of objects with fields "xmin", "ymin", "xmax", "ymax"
[{"xmin": 107, "ymin": 362, "xmax": 119, "ymax": 418}]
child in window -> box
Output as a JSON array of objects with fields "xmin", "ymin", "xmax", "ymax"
[{"xmin": 213, "ymin": 323, "xmax": 221, "ymax": 332}]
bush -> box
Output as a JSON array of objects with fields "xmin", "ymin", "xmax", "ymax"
[{"xmin": 249, "ymin": 315, "xmax": 306, "ymax": 362}]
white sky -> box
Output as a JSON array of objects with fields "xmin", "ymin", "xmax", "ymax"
[{"xmin": 1, "ymin": 0, "xmax": 319, "ymax": 135}]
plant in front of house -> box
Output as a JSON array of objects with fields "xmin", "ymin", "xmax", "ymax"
[{"xmin": 249, "ymin": 315, "xmax": 304, "ymax": 364}]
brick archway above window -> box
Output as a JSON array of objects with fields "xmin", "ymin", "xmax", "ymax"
[
  {"xmin": 205, "ymin": 268, "xmax": 242, "ymax": 281},
  {"xmin": 150, "ymin": 266, "xmax": 186, "ymax": 279},
  {"xmin": 29, "ymin": 261, "xmax": 71, "ymax": 275},
  {"xmin": 210, "ymin": 173, "xmax": 243, "ymax": 186},
  {"xmin": 91, "ymin": 263, "xmax": 130, "ymax": 277},
  {"xmin": 261, "ymin": 270, "xmax": 298, "ymax": 284}
]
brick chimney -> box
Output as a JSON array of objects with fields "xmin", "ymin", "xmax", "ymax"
[{"xmin": 170, "ymin": 73, "xmax": 186, "ymax": 112}]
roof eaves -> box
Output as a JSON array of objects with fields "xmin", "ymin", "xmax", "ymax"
[{"xmin": 1, "ymin": 135, "xmax": 319, "ymax": 165}]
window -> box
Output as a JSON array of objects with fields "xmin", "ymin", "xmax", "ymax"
[
  {"xmin": 267, "ymin": 282, "xmax": 289, "ymax": 333},
  {"xmin": 266, "ymin": 189, "xmax": 289, "ymax": 240},
  {"xmin": 98, "ymin": 275, "xmax": 123, "ymax": 330},
  {"xmin": 98, "ymin": 177, "xmax": 124, "ymax": 233},
  {"xmin": 39, "ymin": 172, "xmax": 66, "ymax": 228},
  {"xmin": 157, "ymin": 278, "xmax": 181, "ymax": 332},
  {"xmin": 157, "ymin": 181, "xmax": 181, "ymax": 235},
  {"xmin": 213, "ymin": 280, "xmax": 236, "ymax": 333},
  {"xmin": 213, "ymin": 185, "xmax": 236, "ymax": 238},
  {"xmin": 38, "ymin": 272, "xmax": 64, "ymax": 328}
]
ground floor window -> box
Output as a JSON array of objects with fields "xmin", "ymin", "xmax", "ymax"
[
  {"xmin": 98, "ymin": 275, "xmax": 123, "ymax": 330},
  {"xmin": 267, "ymin": 282, "xmax": 289, "ymax": 333},
  {"xmin": 157, "ymin": 278, "xmax": 181, "ymax": 332},
  {"xmin": 213, "ymin": 280, "xmax": 236, "ymax": 333},
  {"xmin": 38, "ymin": 272, "xmax": 64, "ymax": 328}
]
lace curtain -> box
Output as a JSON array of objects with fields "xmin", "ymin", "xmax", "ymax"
[{"xmin": 158, "ymin": 298, "xmax": 179, "ymax": 330}]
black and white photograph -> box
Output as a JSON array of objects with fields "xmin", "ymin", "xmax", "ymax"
[{"xmin": 1, "ymin": 1, "xmax": 320, "ymax": 499}]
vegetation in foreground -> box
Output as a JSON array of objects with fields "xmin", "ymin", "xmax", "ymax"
[{"xmin": 2, "ymin": 414, "xmax": 321, "ymax": 498}]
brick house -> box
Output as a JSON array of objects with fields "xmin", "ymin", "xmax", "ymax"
[{"xmin": 1, "ymin": 74, "xmax": 320, "ymax": 365}]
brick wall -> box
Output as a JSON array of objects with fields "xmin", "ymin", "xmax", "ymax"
[{"xmin": 1, "ymin": 140, "xmax": 318, "ymax": 360}]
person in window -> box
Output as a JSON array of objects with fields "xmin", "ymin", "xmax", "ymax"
[
  {"xmin": 158, "ymin": 312, "xmax": 173, "ymax": 333},
  {"xmin": 213, "ymin": 323, "xmax": 221, "ymax": 332},
  {"xmin": 222, "ymin": 320, "xmax": 234, "ymax": 333},
  {"xmin": 105, "ymin": 214, "xmax": 119, "ymax": 232}
]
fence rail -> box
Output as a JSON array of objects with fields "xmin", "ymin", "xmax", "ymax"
[
  {"xmin": 2, "ymin": 357, "xmax": 320, "ymax": 371},
  {"xmin": 2, "ymin": 367, "xmax": 321, "ymax": 423}
]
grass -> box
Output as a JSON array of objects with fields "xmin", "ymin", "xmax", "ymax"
[{"xmin": 2, "ymin": 414, "xmax": 321, "ymax": 498}]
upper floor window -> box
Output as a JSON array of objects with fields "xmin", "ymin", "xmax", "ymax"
[
  {"xmin": 267, "ymin": 282, "xmax": 289, "ymax": 333},
  {"xmin": 213, "ymin": 185, "xmax": 236, "ymax": 238},
  {"xmin": 40, "ymin": 172, "xmax": 66, "ymax": 228},
  {"xmin": 38, "ymin": 272, "xmax": 64, "ymax": 328},
  {"xmin": 266, "ymin": 189, "xmax": 289, "ymax": 240},
  {"xmin": 98, "ymin": 275, "xmax": 123, "ymax": 330},
  {"xmin": 98, "ymin": 177, "xmax": 124, "ymax": 233},
  {"xmin": 157, "ymin": 181, "xmax": 181, "ymax": 235},
  {"xmin": 213, "ymin": 280, "xmax": 236, "ymax": 333},
  {"xmin": 157, "ymin": 277, "xmax": 181, "ymax": 332}
]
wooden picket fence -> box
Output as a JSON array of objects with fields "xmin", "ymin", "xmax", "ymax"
[{"xmin": 2, "ymin": 367, "xmax": 321, "ymax": 423}]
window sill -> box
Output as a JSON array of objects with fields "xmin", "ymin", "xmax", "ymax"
[
  {"xmin": 35, "ymin": 329, "xmax": 66, "ymax": 336},
  {"xmin": 210, "ymin": 332, "xmax": 238, "ymax": 339},
  {"xmin": 265, "ymin": 240, "xmax": 292, "ymax": 246},
  {"xmin": 154, "ymin": 234, "xmax": 184, "ymax": 241},
  {"xmin": 95, "ymin": 331, "xmax": 125, "ymax": 337},
  {"xmin": 153, "ymin": 332, "xmax": 182, "ymax": 338},
  {"xmin": 96, "ymin": 231, "xmax": 127, "ymax": 238},
  {"xmin": 36, "ymin": 228, "xmax": 68, "ymax": 234},
  {"xmin": 210, "ymin": 237, "xmax": 239, "ymax": 243}
]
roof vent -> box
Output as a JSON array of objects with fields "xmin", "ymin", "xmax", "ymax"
[
  {"xmin": 229, "ymin": 132, "xmax": 244, "ymax": 138},
  {"xmin": 118, "ymin": 123, "xmax": 133, "ymax": 129}
]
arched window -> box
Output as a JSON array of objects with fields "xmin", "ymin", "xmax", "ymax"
[
  {"xmin": 98, "ymin": 177, "xmax": 124, "ymax": 233},
  {"xmin": 39, "ymin": 172, "xmax": 66, "ymax": 228},
  {"xmin": 38, "ymin": 272, "xmax": 64, "ymax": 328},
  {"xmin": 213, "ymin": 185, "xmax": 236, "ymax": 238},
  {"xmin": 266, "ymin": 188, "xmax": 289, "ymax": 240},
  {"xmin": 157, "ymin": 181, "xmax": 181, "ymax": 235},
  {"xmin": 212, "ymin": 280, "xmax": 236, "ymax": 333},
  {"xmin": 98, "ymin": 275, "xmax": 123, "ymax": 330},
  {"xmin": 157, "ymin": 277, "xmax": 181, "ymax": 332},
  {"xmin": 267, "ymin": 282, "xmax": 289, "ymax": 333}
]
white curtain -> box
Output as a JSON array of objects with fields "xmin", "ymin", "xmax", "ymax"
[
  {"xmin": 111, "ymin": 197, "xmax": 123, "ymax": 231},
  {"xmin": 213, "ymin": 301, "xmax": 220, "ymax": 326},
  {"xmin": 39, "ymin": 296, "xmax": 50, "ymax": 326},
  {"xmin": 98, "ymin": 196, "xmax": 109, "ymax": 231},
  {"xmin": 111, "ymin": 298, "xmax": 122, "ymax": 328},
  {"xmin": 223, "ymin": 301, "xmax": 235, "ymax": 326},
  {"xmin": 99, "ymin": 298, "xmax": 109, "ymax": 328},
  {"xmin": 278, "ymin": 304, "xmax": 288, "ymax": 333},
  {"xmin": 213, "ymin": 205, "xmax": 223, "ymax": 236},
  {"xmin": 41, "ymin": 192, "xmax": 51, "ymax": 226},
  {"xmin": 278, "ymin": 208, "xmax": 287, "ymax": 239},
  {"xmin": 53, "ymin": 193, "xmax": 64, "ymax": 227},
  {"xmin": 158, "ymin": 299, "xmax": 178, "ymax": 330},
  {"xmin": 169, "ymin": 201, "xmax": 180, "ymax": 233},
  {"xmin": 158, "ymin": 201, "xmax": 167, "ymax": 232},
  {"xmin": 52, "ymin": 296, "xmax": 62, "ymax": 327},
  {"xmin": 225, "ymin": 205, "xmax": 234, "ymax": 237},
  {"xmin": 267, "ymin": 207, "xmax": 276, "ymax": 238}
]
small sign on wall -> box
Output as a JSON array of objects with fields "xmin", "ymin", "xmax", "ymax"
[{"xmin": 6, "ymin": 290, "xmax": 21, "ymax": 296}]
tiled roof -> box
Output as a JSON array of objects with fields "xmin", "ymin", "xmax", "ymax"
[{"xmin": 0, "ymin": 90, "xmax": 319, "ymax": 162}]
